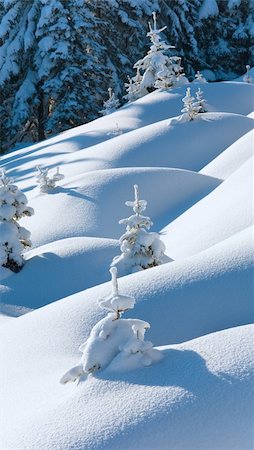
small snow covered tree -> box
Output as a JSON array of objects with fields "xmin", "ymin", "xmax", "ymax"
[
  {"xmin": 195, "ymin": 87, "xmax": 207, "ymax": 113},
  {"xmin": 100, "ymin": 88, "xmax": 120, "ymax": 116},
  {"xmin": 243, "ymin": 65, "xmax": 253, "ymax": 83},
  {"xmin": 193, "ymin": 71, "xmax": 207, "ymax": 83},
  {"xmin": 60, "ymin": 267, "xmax": 162, "ymax": 383},
  {"xmin": 0, "ymin": 169, "xmax": 34, "ymax": 273},
  {"xmin": 126, "ymin": 11, "xmax": 187, "ymax": 98},
  {"xmin": 181, "ymin": 87, "xmax": 200, "ymax": 120},
  {"xmin": 36, "ymin": 166, "xmax": 64, "ymax": 193},
  {"xmin": 111, "ymin": 184, "xmax": 166, "ymax": 276}
]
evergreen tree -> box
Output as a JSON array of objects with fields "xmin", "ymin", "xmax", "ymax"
[
  {"xmin": 100, "ymin": 88, "xmax": 120, "ymax": 115},
  {"xmin": 111, "ymin": 184, "xmax": 166, "ymax": 276},
  {"xmin": 181, "ymin": 87, "xmax": 200, "ymax": 120},
  {"xmin": 60, "ymin": 267, "xmax": 162, "ymax": 383},
  {"xmin": 196, "ymin": 0, "xmax": 254, "ymax": 79},
  {"xmin": 0, "ymin": 169, "xmax": 34, "ymax": 272},
  {"xmin": 36, "ymin": 165, "xmax": 64, "ymax": 193},
  {"xmin": 126, "ymin": 11, "xmax": 187, "ymax": 97},
  {"xmin": 243, "ymin": 64, "xmax": 253, "ymax": 83}
]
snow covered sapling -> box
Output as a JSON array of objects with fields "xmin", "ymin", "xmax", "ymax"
[
  {"xmin": 60, "ymin": 267, "xmax": 162, "ymax": 383},
  {"xmin": 111, "ymin": 184, "xmax": 166, "ymax": 276},
  {"xmin": 195, "ymin": 87, "xmax": 207, "ymax": 113},
  {"xmin": 0, "ymin": 169, "xmax": 34, "ymax": 273},
  {"xmin": 108, "ymin": 123, "xmax": 123, "ymax": 137},
  {"xmin": 193, "ymin": 71, "xmax": 207, "ymax": 83},
  {"xmin": 100, "ymin": 88, "xmax": 120, "ymax": 115},
  {"xmin": 181, "ymin": 87, "xmax": 200, "ymax": 120},
  {"xmin": 243, "ymin": 65, "xmax": 253, "ymax": 83},
  {"xmin": 127, "ymin": 11, "xmax": 187, "ymax": 98},
  {"xmin": 36, "ymin": 166, "xmax": 64, "ymax": 193}
]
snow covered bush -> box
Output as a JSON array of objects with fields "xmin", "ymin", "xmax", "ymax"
[
  {"xmin": 126, "ymin": 11, "xmax": 188, "ymax": 99},
  {"xmin": 36, "ymin": 166, "xmax": 64, "ymax": 193},
  {"xmin": 107, "ymin": 123, "xmax": 123, "ymax": 137},
  {"xmin": 181, "ymin": 87, "xmax": 200, "ymax": 121},
  {"xmin": 193, "ymin": 71, "xmax": 207, "ymax": 83},
  {"xmin": 243, "ymin": 65, "xmax": 253, "ymax": 83},
  {"xmin": 0, "ymin": 169, "xmax": 34, "ymax": 273},
  {"xmin": 111, "ymin": 184, "xmax": 166, "ymax": 276},
  {"xmin": 195, "ymin": 87, "xmax": 207, "ymax": 113},
  {"xmin": 100, "ymin": 88, "xmax": 120, "ymax": 116},
  {"xmin": 60, "ymin": 267, "xmax": 162, "ymax": 383}
]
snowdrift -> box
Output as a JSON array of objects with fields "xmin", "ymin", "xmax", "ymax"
[
  {"xmin": 19, "ymin": 167, "xmax": 221, "ymax": 248},
  {"xmin": 162, "ymin": 157, "xmax": 253, "ymax": 259}
]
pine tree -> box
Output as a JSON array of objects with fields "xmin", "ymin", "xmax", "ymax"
[
  {"xmin": 100, "ymin": 88, "xmax": 120, "ymax": 116},
  {"xmin": 193, "ymin": 70, "xmax": 207, "ymax": 83},
  {"xmin": 36, "ymin": 165, "xmax": 64, "ymax": 193},
  {"xmin": 60, "ymin": 267, "xmax": 162, "ymax": 383},
  {"xmin": 195, "ymin": 87, "xmax": 207, "ymax": 112},
  {"xmin": 243, "ymin": 64, "xmax": 253, "ymax": 83},
  {"xmin": 126, "ymin": 11, "xmax": 188, "ymax": 98},
  {"xmin": 196, "ymin": 0, "xmax": 254, "ymax": 79},
  {"xmin": 181, "ymin": 87, "xmax": 200, "ymax": 120},
  {"xmin": 111, "ymin": 184, "xmax": 166, "ymax": 276},
  {"xmin": 0, "ymin": 169, "xmax": 34, "ymax": 272}
]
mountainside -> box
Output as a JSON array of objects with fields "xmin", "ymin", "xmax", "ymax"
[{"xmin": 0, "ymin": 78, "xmax": 253, "ymax": 449}]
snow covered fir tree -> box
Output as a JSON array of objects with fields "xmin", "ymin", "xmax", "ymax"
[
  {"xmin": 111, "ymin": 184, "xmax": 167, "ymax": 276},
  {"xmin": 36, "ymin": 166, "xmax": 64, "ymax": 193},
  {"xmin": 60, "ymin": 267, "xmax": 162, "ymax": 383},
  {"xmin": 100, "ymin": 88, "xmax": 120, "ymax": 116},
  {"xmin": 126, "ymin": 11, "xmax": 187, "ymax": 98},
  {"xmin": 0, "ymin": 1, "xmax": 253, "ymax": 152},
  {"xmin": 0, "ymin": 169, "xmax": 34, "ymax": 273}
]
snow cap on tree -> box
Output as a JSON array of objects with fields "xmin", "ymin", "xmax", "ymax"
[
  {"xmin": 0, "ymin": 169, "xmax": 34, "ymax": 272},
  {"xmin": 99, "ymin": 267, "xmax": 135, "ymax": 319}
]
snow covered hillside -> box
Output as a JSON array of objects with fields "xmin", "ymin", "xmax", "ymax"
[{"xmin": 0, "ymin": 80, "xmax": 253, "ymax": 450}]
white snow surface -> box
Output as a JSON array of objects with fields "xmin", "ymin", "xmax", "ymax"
[{"xmin": 0, "ymin": 81, "xmax": 253, "ymax": 449}]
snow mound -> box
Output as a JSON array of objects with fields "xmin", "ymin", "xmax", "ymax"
[
  {"xmin": 19, "ymin": 167, "xmax": 221, "ymax": 248},
  {"xmin": 200, "ymin": 129, "xmax": 254, "ymax": 179},
  {"xmin": 1, "ymin": 83, "xmax": 253, "ymax": 192},
  {"xmin": 0, "ymin": 236, "xmax": 118, "ymax": 309},
  {"xmin": 162, "ymin": 157, "xmax": 254, "ymax": 259},
  {"xmin": 0, "ymin": 319, "xmax": 253, "ymax": 449}
]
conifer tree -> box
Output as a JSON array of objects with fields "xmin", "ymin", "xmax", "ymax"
[
  {"xmin": 181, "ymin": 87, "xmax": 200, "ymax": 120},
  {"xmin": 100, "ymin": 88, "xmax": 120, "ymax": 116},
  {"xmin": 60, "ymin": 267, "xmax": 162, "ymax": 383},
  {"xmin": 111, "ymin": 184, "xmax": 166, "ymax": 276},
  {"xmin": 36, "ymin": 165, "xmax": 64, "ymax": 193},
  {"xmin": 0, "ymin": 169, "xmax": 34, "ymax": 272},
  {"xmin": 195, "ymin": 87, "xmax": 207, "ymax": 113},
  {"xmin": 193, "ymin": 70, "xmax": 207, "ymax": 83},
  {"xmin": 243, "ymin": 65, "xmax": 253, "ymax": 83}
]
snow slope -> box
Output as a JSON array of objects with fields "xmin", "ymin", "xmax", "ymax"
[
  {"xmin": 0, "ymin": 80, "xmax": 253, "ymax": 450},
  {"xmin": 201, "ymin": 129, "xmax": 254, "ymax": 179},
  {"xmin": 19, "ymin": 167, "xmax": 221, "ymax": 248},
  {"xmin": 162, "ymin": 157, "xmax": 253, "ymax": 259}
]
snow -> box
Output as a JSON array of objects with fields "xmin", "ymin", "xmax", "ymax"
[
  {"xmin": 162, "ymin": 158, "xmax": 253, "ymax": 259},
  {"xmin": 0, "ymin": 79, "xmax": 253, "ymax": 449},
  {"xmin": 199, "ymin": 0, "xmax": 219, "ymax": 20}
]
